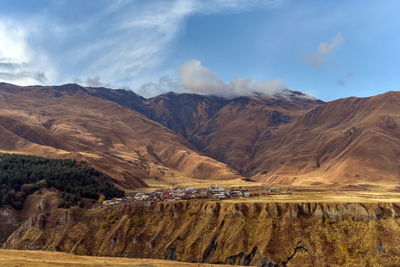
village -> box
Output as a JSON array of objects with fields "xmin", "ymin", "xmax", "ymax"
[{"xmin": 102, "ymin": 185, "xmax": 292, "ymax": 206}]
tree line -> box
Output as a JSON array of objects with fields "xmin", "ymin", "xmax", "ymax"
[{"xmin": 0, "ymin": 153, "xmax": 124, "ymax": 209}]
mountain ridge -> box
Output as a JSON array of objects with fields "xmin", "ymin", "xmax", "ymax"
[
  {"xmin": 1, "ymin": 82, "xmax": 400, "ymax": 187},
  {"xmin": 0, "ymin": 83, "xmax": 242, "ymax": 189}
]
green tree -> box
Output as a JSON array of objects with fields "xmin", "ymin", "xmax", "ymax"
[{"xmin": 0, "ymin": 153, "xmax": 124, "ymax": 209}]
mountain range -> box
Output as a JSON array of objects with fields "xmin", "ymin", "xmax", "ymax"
[{"xmin": 0, "ymin": 82, "xmax": 399, "ymax": 188}]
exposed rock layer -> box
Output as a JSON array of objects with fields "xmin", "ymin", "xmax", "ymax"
[{"xmin": 3, "ymin": 192, "xmax": 400, "ymax": 266}]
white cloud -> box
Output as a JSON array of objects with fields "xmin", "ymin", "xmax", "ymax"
[
  {"xmin": 0, "ymin": 0, "xmax": 283, "ymax": 89},
  {"xmin": 197, "ymin": 0, "xmax": 283, "ymax": 13},
  {"xmin": 137, "ymin": 59, "xmax": 284, "ymax": 98},
  {"xmin": 0, "ymin": 23, "xmax": 28, "ymax": 60},
  {"xmin": 73, "ymin": 76, "xmax": 111, "ymax": 88},
  {"xmin": 138, "ymin": 75, "xmax": 180, "ymax": 97},
  {"xmin": 317, "ymin": 34, "xmax": 344, "ymax": 54},
  {"xmin": 230, "ymin": 77, "xmax": 284, "ymax": 96},
  {"xmin": 73, "ymin": 0, "xmax": 196, "ymax": 88},
  {"xmin": 74, "ymin": 0, "xmax": 284, "ymax": 88},
  {"xmin": 179, "ymin": 59, "xmax": 284, "ymax": 98},
  {"xmin": 179, "ymin": 60, "xmax": 226, "ymax": 96},
  {"xmin": 303, "ymin": 33, "xmax": 345, "ymax": 68},
  {"xmin": 0, "ymin": 20, "xmax": 54, "ymax": 85}
]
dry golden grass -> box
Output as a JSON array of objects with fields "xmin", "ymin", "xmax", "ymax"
[
  {"xmin": 222, "ymin": 184, "xmax": 400, "ymax": 203},
  {"xmin": 138, "ymin": 179, "xmax": 400, "ymax": 203},
  {"xmin": 0, "ymin": 249, "xmax": 249, "ymax": 267},
  {"xmin": 222, "ymin": 191, "xmax": 400, "ymax": 203}
]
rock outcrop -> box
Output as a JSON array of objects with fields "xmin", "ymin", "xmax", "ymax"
[{"xmin": 2, "ymin": 192, "xmax": 400, "ymax": 266}]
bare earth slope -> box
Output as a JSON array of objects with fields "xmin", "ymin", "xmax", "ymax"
[
  {"xmin": 89, "ymin": 87, "xmax": 322, "ymax": 180},
  {"xmin": 2, "ymin": 82, "xmax": 400, "ymax": 187},
  {"xmin": 86, "ymin": 88, "xmax": 228, "ymax": 139},
  {"xmin": 143, "ymin": 92, "xmax": 228, "ymax": 138},
  {"xmin": 191, "ymin": 90, "xmax": 323, "ymax": 174},
  {"xmin": 138, "ymin": 89, "xmax": 400, "ymax": 186},
  {"xmin": 0, "ymin": 83, "xmax": 241, "ymax": 188},
  {"xmin": 250, "ymin": 91, "xmax": 400, "ymax": 185}
]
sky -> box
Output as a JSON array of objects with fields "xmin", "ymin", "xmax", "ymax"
[{"xmin": 0, "ymin": 0, "xmax": 399, "ymax": 100}]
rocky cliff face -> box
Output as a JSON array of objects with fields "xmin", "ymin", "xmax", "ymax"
[
  {"xmin": 2, "ymin": 191, "xmax": 400, "ymax": 266},
  {"xmin": 0, "ymin": 208, "xmax": 20, "ymax": 244}
]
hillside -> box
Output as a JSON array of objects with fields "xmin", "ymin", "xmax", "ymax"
[
  {"xmin": 96, "ymin": 85, "xmax": 400, "ymax": 186},
  {"xmin": 2, "ymin": 190, "xmax": 400, "ymax": 266},
  {"xmin": 247, "ymin": 91, "xmax": 400, "ymax": 185},
  {"xmin": 0, "ymin": 154, "xmax": 124, "ymax": 209},
  {"xmin": 86, "ymin": 88, "xmax": 228, "ymax": 139},
  {"xmin": 0, "ymin": 83, "xmax": 241, "ymax": 189},
  {"xmin": 143, "ymin": 92, "xmax": 228, "ymax": 138},
  {"xmin": 191, "ymin": 90, "xmax": 323, "ymax": 173},
  {"xmin": 2, "ymin": 82, "xmax": 400, "ymax": 187},
  {"xmin": 88, "ymin": 86, "xmax": 323, "ymax": 180}
]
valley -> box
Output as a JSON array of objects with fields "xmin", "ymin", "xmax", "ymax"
[
  {"xmin": 1, "ymin": 83, "xmax": 400, "ymax": 265},
  {"xmin": 2, "ymin": 82, "xmax": 400, "ymax": 189},
  {"xmin": 1, "ymin": 1, "xmax": 400, "ymax": 266}
]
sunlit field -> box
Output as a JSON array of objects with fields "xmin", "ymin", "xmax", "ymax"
[{"xmin": 0, "ymin": 249, "xmax": 249, "ymax": 267}]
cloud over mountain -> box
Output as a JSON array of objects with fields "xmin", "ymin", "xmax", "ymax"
[
  {"xmin": 179, "ymin": 60, "xmax": 284, "ymax": 98},
  {"xmin": 0, "ymin": 0, "xmax": 283, "ymax": 90}
]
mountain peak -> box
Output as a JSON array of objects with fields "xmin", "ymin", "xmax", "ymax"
[{"xmin": 249, "ymin": 89, "xmax": 321, "ymax": 102}]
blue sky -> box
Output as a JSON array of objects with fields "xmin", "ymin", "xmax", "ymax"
[{"xmin": 0, "ymin": 0, "xmax": 399, "ymax": 100}]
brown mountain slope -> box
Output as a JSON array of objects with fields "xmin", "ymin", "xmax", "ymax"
[
  {"xmin": 85, "ymin": 86, "xmax": 148, "ymax": 115},
  {"xmin": 86, "ymin": 88, "xmax": 228, "ymax": 139},
  {"xmin": 191, "ymin": 90, "xmax": 323, "ymax": 173},
  {"xmin": 87, "ymin": 86, "xmax": 323, "ymax": 177},
  {"xmin": 4, "ymin": 81, "xmax": 400, "ymax": 187},
  {"xmin": 143, "ymin": 92, "xmax": 228, "ymax": 138},
  {"xmin": 249, "ymin": 91, "xmax": 400, "ymax": 185},
  {"xmin": 0, "ymin": 83, "xmax": 241, "ymax": 188}
]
